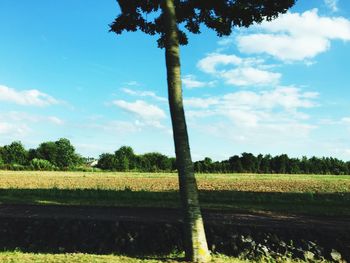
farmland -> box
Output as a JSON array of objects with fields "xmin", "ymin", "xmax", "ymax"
[
  {"xmin": 0, "ymin": 171, "xmax": 349, "ymax": 261},
  {"xmin": 0, "ymin": 171, "xmax": 349, "ymax": 216},
  {"xmin": 1, "ymin": 171, "xmax": 350, "ymax": 192}
]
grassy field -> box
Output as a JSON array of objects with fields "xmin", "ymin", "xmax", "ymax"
[
  {"xmin": 0, "ymin": 252, "xmax": 248, "ymax": 263},
  {"xmin": 0, "ymin": 251, "xmax": 322, "ymax": 263},
  {"xmin": 0, "ymin": 171, "xmax": 349, "ymax": 215}
]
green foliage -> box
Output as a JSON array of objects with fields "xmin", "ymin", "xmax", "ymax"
[
  {"xmin": 194, "ymin": 154, "xmax": 350, "ymax": 175},
  {"xmin": 0, "ymin": 148, "xmax": 3, "ymax": 166},
  {"xmin": 1, "ymin": 140, "xmax": 349, "ymax": 174},
  {"xmin": 0, "ymin": 139, "xmax": 82, "ymax": 170},
  {"xmin": 36, "ymin": 141, "xmax": 57, "ymax": 165},
  {"xmin": 97, "ymin": 153, "xmax": 118, "ymax": 170},
  {"xmin": 55, "ymin": 138, "xmax": 82, "ymax": 168},
  {"xmin": 141, "ymin": 152, "xmax": 173, "ymax": 172},
  {"xmin": 110, "ymin": 0, "xmax": 296, "ymax": 48},
  {"xmin": 30, "ymin": 158, "xmax": 56, "ymax": 171},
  {"xmin": 115, "ymin": 146, "xmax": 135, "ymax": 171},
  {"xmin": 1, "ymin": 141, "xmax": 28, "ymax": 165},
  {"xmin": 34, "ymin": 138, "xmax": 82, "ymax": 169},
  {"xmin": 229, "ymin": 156, "xmax": 243, "ymax": 173},
  {"xmin": 97, "ymin": 147, "xmax": 174, "ymax": 172}
]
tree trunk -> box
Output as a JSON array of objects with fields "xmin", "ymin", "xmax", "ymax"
[{"xmin": 161, "ymin": 0, "xmax": 211, "ymax": 262}]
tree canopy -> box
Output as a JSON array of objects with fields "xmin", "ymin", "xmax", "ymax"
[{"xmin": 110, "ymin": 0, "xmax": 296, "ymax": 47}]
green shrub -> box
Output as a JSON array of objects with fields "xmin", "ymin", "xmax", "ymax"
[{"xmin": 30, "ymin": 158, "xmax": 55, "ymax": 171}]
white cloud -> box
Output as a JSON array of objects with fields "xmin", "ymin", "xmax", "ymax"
[
  {"xmin": 197, "ymin": 53, "xmax": 280, "ymax": 86},
  {"xmin": 0, "ymin": 122, "xmax": 30, "ymax": 136},
  {"xmin": 125, "ymin": 81, "xmax": 140, "ymax": 86},
  {"xmin": 184, "ymin": 97, "xmax": 219, "ymax": 109},
  {"xmin": 221, "ymin": 67, "xmax": 280, "ymax": 86},
  {"xmin": 191, "ymin": 120, "xmax": 316, "ymax": 153},
  {"xmin": 182, "ymin": 75, "xmax": 216, "ymax": 89},
  {"xmin": 0, "ymin": 122, "xmax": 12, "ymax": 134},
  {"xmin": 47, "ymin": 116, "xmax": 64, "ymax": 125},
  {"xmin": 197, "ymin": 54, "xmax": 242, "ymax": 74},
  {"xmin": 324, "ymin": 0, "xmax": 339, "ymax": 12},
  {"xmin": 224, "ymin": 109, "xmax": 260, "ymax": 127},
  {"xmin": 186, "ymin": 87, "xmax": 318, "ymax": 136},
  {"xmin": 341, "ymin": 117, "xmax": 350, "ymax": 124},
  {"xmin": 238, "ymin": 34, "xmax": 329, "ymax": 61},
  {"xmin": 0, "ymin": 111, "xmax": 65, "ymax": 142},
  {"xmin": 331, "ymin": 148, "xmax": 350, "ymax": 158},
  {"xmin": 0, "ymin": 111, "xmax": 65, "ymax": 144},
  {"xmin": 220, "ymin": 87, "xmax": 319, "ymax": 122},
  {"xmin": 187, "ymin": 86, "xmax": 318, "ymax": 113},
  {"xmin": 237, "ymin": 9, "xmax": 350, "ymax": 61},
  {"xmin": 217, "ymin": 37, "xmax": 235, "ymax": 46},
  {"xmin": 121, "ymin": 88, "xmax": 167, "ymax": 102},
  {"xmin": 112, "ymin": 100, "xmax": 166, "ymax": 128},
  {"xmin": 86, "ymin": 120, "xmax": 141, "ymax": 134},
  {"xmin": 186, "ymin": 110, "xmax": 216, "ymax": 119},
  {"xmin": 0, "ymin": 112, "xmax": 64, "ymax": 126},
  {"xmin": 0, "ymin": 85, "xmax": 59, "ymax": 106}
]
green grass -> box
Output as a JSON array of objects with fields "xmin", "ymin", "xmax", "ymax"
[
  {"xmin": 0, "ymin": 171, "xmax": 349, "ymax": 216},
  {"xmin": 0, "ymin": 251, "xmax": 251, "ymax": 263},
  {"xmin": 0, "ymin": 251, "xmax": 321, "ymax": 263}
]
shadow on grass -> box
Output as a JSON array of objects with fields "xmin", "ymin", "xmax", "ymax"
[{"xmin": 0, "ymin": 188, "xmax": 349, "ymax": 216}]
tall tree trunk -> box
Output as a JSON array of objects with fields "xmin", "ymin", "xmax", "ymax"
[{"xmin": 162, "ymin": 0, "xmax": 211, "ymax": 262}]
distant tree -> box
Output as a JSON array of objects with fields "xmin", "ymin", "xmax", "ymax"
[
  {"xmin": 309, "ymin": 156, "xmax": 322, "ymax": 174},
  {"xmin": 256, "ymin": 154, "xmax": 263, "ymax": 173},
  {"xmin": 202, "ymin": 157, "xmax": 213, "ymax": 173},
  {"xmin": 169, "ymin": 157, "xmax": 177, "ymax": 171},
  {"xmin": 300, "ymin": 156, "xmax": 310, "ymax": 174},
  {"xmin": 36, "ymin": 141, "xmax": 58, "ymax": 165},
  {"xmin": 1, "ymin": 139, "xmax": 349, "ymax": 175},
  {"xmin": 110, "ymin": 1, "xmax": 296, "ymax": 261},
  {"xmin": 260, "ymin": 155, "xmax": 272, "ymax": 173},
  {"xmin": 55, "ymin": 138, "xmax": 81, "ymax": 168},
  {"xmin": 229, "ymin": 155, "xmax": 243, "ymax": 173},
  {"xmin": 0, "ymin": 147, "xmax": 4, "ymax": 166},
  {"xmin": 115, "ymin": 146, "xmax": 136, "ymax": 171},
  {"xmin": 2, "ymin": 141, "xmax": 28, "ymax": 165},
  {"xmin": 28, "ymin": 148, "xmax": 38, "ymax": 162},
  {"xmin": 289, "ymin": 158, "xmax": 301, "ymax": 174},
  {"xmin": 135, "ymin": 154, "xmax": 151, "ymax": 171},
  {"xmin": 275, "ymin": 154, "xmax": 289, "ymax": 174},
  {"xmin": 97, "ymin": 153, "xmax": 118, "ymax": 170},
  {"xmin": 193, "ymin": 161, "xmax": 202, "ymax": 173},
  {"xmin": 241, "ymin": 152, "xmax": 257, "ymax": 173},
  {"xmin": 142, "ymin": 152, "xmax": 172, "ymax": 171}
]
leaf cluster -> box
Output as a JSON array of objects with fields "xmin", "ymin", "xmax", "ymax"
[{"xmin": 110, "ymin": 0, "xmax": 296, "ymax": 47}]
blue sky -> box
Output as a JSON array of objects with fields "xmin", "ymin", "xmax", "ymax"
[{"xmin": 1, "ymin": 0, "xmax": 350, "ymax": 161}]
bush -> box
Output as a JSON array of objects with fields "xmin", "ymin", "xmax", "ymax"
[
  {"xmin": 68, "ymin": 166, "xmax": 103, "ymax": 172},
  {"xmin": 30, "ymin": 158, "xmax": 56, "ymax": 171}
]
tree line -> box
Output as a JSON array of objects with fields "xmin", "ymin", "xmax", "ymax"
[
  {"xmin": 97, "ymin": 146, "xmax": 176, "ymax": 172},
  {"xmin": 0, "ymin": 139, "xmax": 349, "ymax": 174},
  {"xmin": 98, "ymin": 148, "xmax": 350, "ymax": 175},
  {"xmin": 193, "ymin": 153, "xmax": 350, "ymax": 175},
  {"xmin": 0, "ymin": 139, "xmax": 83, "ymax": 170}
]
